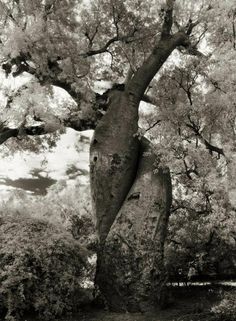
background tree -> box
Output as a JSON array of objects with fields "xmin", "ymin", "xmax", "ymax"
[{"xmin": 0, "ymin": 0, "xmax": 235, "ymax": 312}]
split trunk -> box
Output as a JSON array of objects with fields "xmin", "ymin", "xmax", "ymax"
[
  {"xmin": 89, "ymin": 32, "xmax": 189, "ymax": 311},
  {"xmin": 90, "ymin": 90, "xmax": 172, "ymax": 311}
]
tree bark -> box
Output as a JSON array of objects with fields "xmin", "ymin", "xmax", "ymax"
[
  {"xmin": 90, "ymin": 89, "xmax": 140, "ymax": 243},
  {"xmin": 95, "ymin": 138, "xmax": 172, "ymax": 311},
  {"xmin": 89, "ymin": 31, "xmax": 189, "ymax": 312}
]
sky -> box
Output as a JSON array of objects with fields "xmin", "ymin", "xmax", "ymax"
[
  {"xmin": 0, "ymin": 66, "xmax": 95, "ymax": 196},
  {"xmin": 0, "ymin": 128, "xmax": 93, "ymax": 196}
]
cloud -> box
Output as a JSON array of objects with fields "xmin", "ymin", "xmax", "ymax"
[{"xmin": 0, "ymin": 128, "xmax": 93, "ymax": 194}]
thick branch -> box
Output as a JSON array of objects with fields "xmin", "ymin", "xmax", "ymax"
[
  {"xmin": 2, "ymin": 56, "xmax": 83, "ymax": 103},
  {"xmin": 126, "ymin": 31, "xmax": 188, "ymax": 101},
  {"xmin": 177, "ymin": 20, "xmax": 205, "ymax": 57},
  {"xmin": 64, "ymin": 115, "xmax": 96, "ymax": 131},
  {"xmin": 161, "ymin": 0, "xmax": 175, "ymax": 38},
  {"xmin": 1, "ymin": 83, "xmax": 122, "ymax": 146},
  {"xmin": 0, "ymin": 114, "xmax": 97, "ymax": 145},
  {"xmin": 142, "ymin": 94, "xmax": 158, "ymax": 106},
  {"xmin": 0, "ymin": 125, "xmax": 47, "ymax": 145},
  {"xmin": 0, "ymin": 128, "xmax": 18, "ymax": 144},
  {"xmin": 202, "ymin": 138, "xmax": 225, "ymax": 156}
]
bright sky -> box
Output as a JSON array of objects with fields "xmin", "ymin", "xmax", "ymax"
[
  {"xmin": 0, "ymin": 128, "xmax": 93, "ymax": 180},
  {"xmin": 0, "ymin": 65, "xmax": 94, "ymax": 192}
]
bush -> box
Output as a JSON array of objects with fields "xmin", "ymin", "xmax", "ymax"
[
  {"xmin": 211, "ymin": 290, "xmax": 236, "ymax": 321},
  {"xmin": 0, "ymin": 183, "xmax": 96, "ymax": 250},
  {"xmin": 0, "ymin": 215, "xmax": 89, "ymax": 321}
]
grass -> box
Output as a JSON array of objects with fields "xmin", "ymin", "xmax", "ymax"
[{"xmin": 23, "ymin": 285, "xmax": 234, "ymax": 321}]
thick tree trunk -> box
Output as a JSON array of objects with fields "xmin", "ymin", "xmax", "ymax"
[
  {"xmin": 89, "ymin": 22, "xmax": 189, "ymax": 311},
  {"xmin": 89, "ymin": 37, "xmax": 178, "ymax": 310},
  {"xmin": 95, "ymin": 139, "xmax": 172, "ymax": 311},
  {"xmin": 90, "ymin": 89, "xmax": 140, "ymax": 243}
]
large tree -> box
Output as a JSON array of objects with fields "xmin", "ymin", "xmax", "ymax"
[{"xmin": 0, "ymin": 0, "xmax": 235, "ymax": 312}]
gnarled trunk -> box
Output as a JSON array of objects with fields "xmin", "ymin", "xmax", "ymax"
[
  {"xmin": 90, "ymin": 89, "xmax": 140, "ymax": 243},
  {"xmin": 90, "ymin": 92, "xmax": 172, "ymax": 309},
  {"xmin": 89, "ymin": 20, "xmax": 190, "ymax": 311},
  {"xmin": 95, "ymin": 138, "xmax": 172, "ymax": 311}
]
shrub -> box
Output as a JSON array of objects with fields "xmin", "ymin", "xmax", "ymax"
[
  {"xmin": 0, "ymin": 182, "xmax": 96, "ymax": 250},
  {"xmin": 0, "ymin": 215, "xmax": 89, "ymax": 321},
  {"xmin": 211, "ymin": 290, "xmax": 236, "ymax": 321}
]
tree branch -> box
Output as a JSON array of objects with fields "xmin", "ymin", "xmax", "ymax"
[
  {"xmin": 126, "ymin": 30, "xmax": 189, "ymax": 100},
  {"xmin": 176, "ymin": 20, "xmax": 205, "ymax": 57},
  {"xmin": 172, "ymin": 75, "xmax": 225, "ymax": 157},
  {"xmin": 1, "ymin": 53, "xmax": 85, "ymax": 104},
  {"xmin": 81, "ymin": 30, "xmax": 137, "ymax": 57},
  {"xmin": 141, "ymin": 94, "xmax": 158, "ymax": 106},
  {"xmin": 0, "ymin": 115, "xmax": 97, "ymax": 145},
  {"xmin": 144, "ymin": 119, "xmax": 161, "ymax": 133},
  {"xmin": 186, "ymin": 19, "xmax": 200, "ymax": 36},
  {"xmin": 185, "ymin": 119, "xmax": 225, "ymax": 157},
  {"xmin": 0, "ymin": 125, "xmax": 48, "ymax": 145},
  {"xmin": 183, "ymin": 158, "xmax": 199, "ymax": 179},
  {"xmin": 0, "ymin": 128, "xmax": 19, "ymax": 144},
  {"xmin": 161, "ymin": 0, "xmax": 175, "ymax": 38},
  {"xmin": 233, "ymin": 11, "xmax": 236, "ymax": 50},
  {"xmin": 64, "ymin": 115, "xmax": 96, "ymax": 131}
]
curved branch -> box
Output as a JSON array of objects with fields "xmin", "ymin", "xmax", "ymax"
[
  {"xmin": 81, "ymin": 30, "xmax": 138, "ymax": 57},
  {"xmin": 81, "ymin": 35, "xmax": 119, "ymax": 57}
]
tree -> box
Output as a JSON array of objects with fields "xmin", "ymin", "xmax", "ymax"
[{"xmin": 0, "ymin": 0, "xmax": 236, "ymax": 312}]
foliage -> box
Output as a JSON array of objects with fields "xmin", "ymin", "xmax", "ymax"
[
  {"xmin": 0, "ymin": 0, "xmax": 235, "ymax": 311},
  {"xmin": 211, "ymin": 290, "xmax": 236, "ymax": 321},
  {"xmin": 0, "ymin": 214, "xmax": 89, "ymax": 321},
  {"xmin": 0, "ymin": 0, "xmax": 235, "ymax": 207},
  {"xmin": 165, "ymin": 187, "xmax": 236, "ymax": 280},
  {"xmin": 139, "ymin": 53, "xmax": 236, "ymax": 281},
  {"xmin": 0, "ymin": 179, "xmax": 96, "ymax": 249},
  {"xmin": 164, "ymin": 172, "xmax": 236, "ymax": 280},
  {"xmin": 0, "ymin": 0, "xmax": 235, "ymax": 133}
]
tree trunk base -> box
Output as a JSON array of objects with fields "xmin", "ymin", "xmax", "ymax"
[
  {"xmin": 95, "ymin": 139, "xmax": 172, "ymax": 312},
  {"xmin": 96, "ymin": 242, "xmax": 168, "ymax": 312}
]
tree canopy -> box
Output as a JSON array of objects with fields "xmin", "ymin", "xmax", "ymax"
[
  {"xmin": 0, "ymin": 0, "xmax": 234, "ymax": 141},
  {"xmin": 0, "ymin": 1, "xmax": 236, "ymax": 316},
  {"xmin": 0, "ymin": 0, "xmax": 235, "ymax": 264}
]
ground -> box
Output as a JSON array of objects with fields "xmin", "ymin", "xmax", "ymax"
[{"xmin": 23, "ymin": 285, "xmax": 234, "ymax": 321}]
